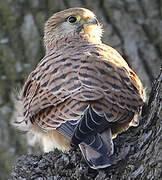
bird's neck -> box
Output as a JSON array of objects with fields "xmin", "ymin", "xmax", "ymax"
[
  {"xmin": 45, "ymin": 34, "xmax": 102, "ymax": 53},
  {"xmin": 80, "ymin": 32, "xmax": 102, "ymax": 44}
]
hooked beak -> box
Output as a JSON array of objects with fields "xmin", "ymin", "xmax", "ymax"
[{"xmin": 86, "ymin": 17, "xmax": 99, "ymax": 25}]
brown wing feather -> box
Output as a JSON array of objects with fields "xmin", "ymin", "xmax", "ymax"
[{"xmin": 22, "ymin": 36, "xmax": 145, "ymax": 133}]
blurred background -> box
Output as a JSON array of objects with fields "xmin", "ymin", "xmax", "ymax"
[{"xmin": 0, "ymin": 0, "xmax": 161, "ymax": 179}]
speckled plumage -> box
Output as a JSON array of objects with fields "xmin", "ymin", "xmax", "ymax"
[{"xmin": 16, "ymin": 7, "xmax": 146, "ymax": 169}]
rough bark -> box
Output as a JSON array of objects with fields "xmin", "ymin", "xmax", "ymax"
[
  {"xmin": 0, "ymin": 0, "xmax": 161, "ymax": 179},
  {"xmin": 10, "ymin": 70, "xmax": 162, "ymax": 179}
]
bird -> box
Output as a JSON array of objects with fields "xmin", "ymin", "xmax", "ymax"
[{"xmin": 14, "ymin": 7, "xmax": 146, "ymax": 169}]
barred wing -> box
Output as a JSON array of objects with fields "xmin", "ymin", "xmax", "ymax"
[{"xmin": 22, "ymin": 43, "xmax": 144, "ymax": 135}]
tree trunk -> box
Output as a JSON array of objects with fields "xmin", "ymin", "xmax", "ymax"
[{"xmin": 0, "ymin": 0, "xmax": 161, "ymax": 179}]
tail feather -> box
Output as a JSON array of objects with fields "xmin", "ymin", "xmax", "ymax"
[
  {"xmin": 80, "ymin": 128, "xmax": 115, "ymax": 169},
  {"xmin": 57, "ymin": 105, "xmax": 116, "ymax": 169}
]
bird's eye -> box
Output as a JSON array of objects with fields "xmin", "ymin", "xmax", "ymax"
[{"xmin": 67, "ymin": 15, "xmax": 80, "ymax": 24}]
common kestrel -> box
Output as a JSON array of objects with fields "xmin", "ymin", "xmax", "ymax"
[{"xmin": 15, "ymin": 7, "xmax": 146, "ymax": 169}]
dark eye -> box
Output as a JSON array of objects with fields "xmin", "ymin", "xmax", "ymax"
[
  {"xmin": 68, "ymin": 16, "xmax": 77, "ymax": 23},
  {"xmin": 67, "ymin": 15, "xmax": 80, "ymax": 24}
]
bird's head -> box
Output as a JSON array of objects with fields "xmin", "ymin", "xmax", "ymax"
[{"xmin": 44, "ymin": 7, "xmax": 103, "ymax": 49}]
